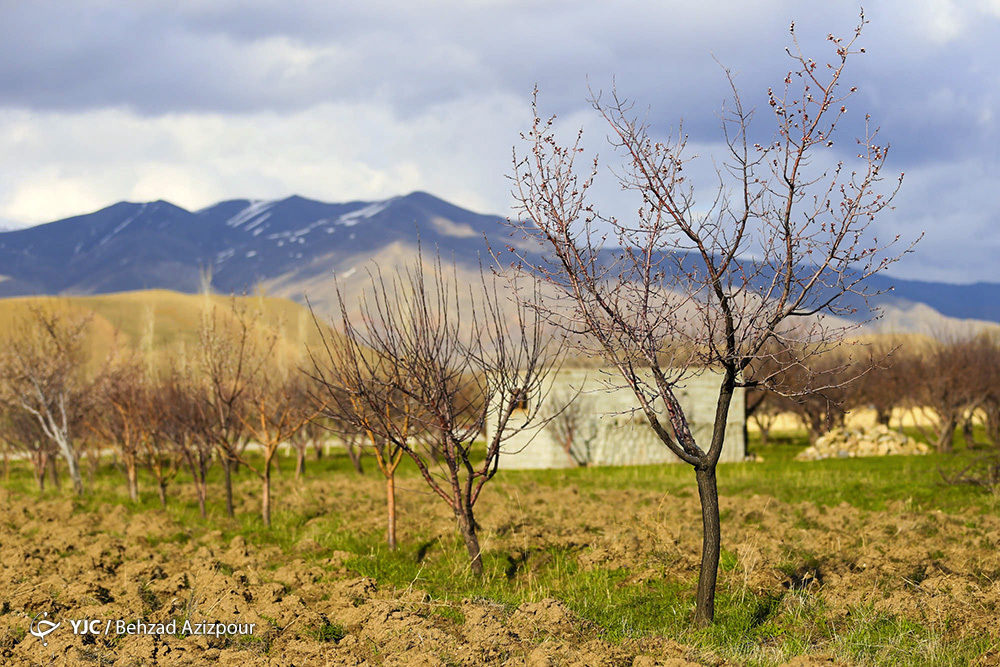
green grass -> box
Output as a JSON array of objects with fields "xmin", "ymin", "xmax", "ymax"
[
  {"xmin": 2, "ymin": 427, "xmax": 999, "ymax": 666},
  {"xmin": 509, "ymin": 427, "xmax": 995, "ymax": 516}
]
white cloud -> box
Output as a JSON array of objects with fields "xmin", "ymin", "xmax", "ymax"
[{"xmin": 0, "ymin": 94, "xmax": 531, "ymax": 224}]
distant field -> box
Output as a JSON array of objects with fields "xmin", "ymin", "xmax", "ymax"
[{"xmin": 0, "ymin": 289, "xmax": 327, "ymax": 368}]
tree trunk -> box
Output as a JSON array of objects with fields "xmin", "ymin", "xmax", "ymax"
[
  {"xmin": 196, "ymin": 478, "xmax": 207, "ymax": 518},
  {"xmin": 49, "ymin": 456, "xmax": 61, "ymax": 491},
  {"xmin": 86, "ymin": 447, "xmax": 101, "ymax": 481},
  {"xmin": 694, "ymin": 464, "xmax": 721, "ymax": 627},
  {"xmin": 126, "ymin": 458, "xmax": 139, "ymax": 503},
  {"xmin": 220, "ymin": 450, "xmax": 235, "ymax": 518},
  {"xmin": 186, "ymin": 452, "xmax": 208, "ymax": 518},
  {"xmin": 937, "ymin": 414, "xmax": 956, "ymax": 453},
  {"xmin": 262, "ymin": 461, "xmax": 272, "ymax": 528},
  {"xmin": 386, "ymin": 474, "xmax": 397, "ymax": 550},
  {"xmin": 759, "ymin": 423, "xmax": 771, "ymax": 448},
  {"xmin": 344, "ymin": 438, "xmax": 363, "ymax": 474},
  {"xmin": 295, "ymin": 446, "xmax": 306, "ymax": 479},
  {"xmin": 33, "ymin": 453, "xmax": 46, "ymax": 492},
  {"xmin": 157, "ymin": 481, "xmax": 168, "ymax": 509},
  {"xmin": 56, "ymin": 437, "xmax": 83, "ymax": 495},
  {"xmin": 456, "ymin": 507, "xmax": 483, "ymax": 576},
  {"xmin": 985, "ymin": 403, "xmax": 1000, "ymax": 445},
  {"xmin": 960, "ymin": 417, "xmax": 986, "ymax": 450}
]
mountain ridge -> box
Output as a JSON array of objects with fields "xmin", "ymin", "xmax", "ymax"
[{"xmin": 0, "ymin": 191, "xmax": 996, "ymax": 331}]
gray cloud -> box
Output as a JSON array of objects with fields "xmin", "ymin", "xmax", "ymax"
[{"xmin": 0, "ymin": 0, "xmax": 997, "ymax": 282}]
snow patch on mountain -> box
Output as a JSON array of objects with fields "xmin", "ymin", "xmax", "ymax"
[
  {"xmin": 98, "ymin": 203, "xmax": 148, "ymax": 246},
  {"xmin": 338, "ymin": 198, "xmax": 394, "ymax": 227},
  {"xmin": 226, "ymin": 201, "xmax": 273, "ymax": 229}
]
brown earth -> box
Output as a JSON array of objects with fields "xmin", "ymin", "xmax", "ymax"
[{"xmin": 1, "ymin": 472, "xmax": 999, "ymax": 666}]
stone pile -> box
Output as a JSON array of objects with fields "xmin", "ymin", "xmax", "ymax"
[{"xmin": 796, "ymin": 424, "xmax": 931, "ymax": 461}]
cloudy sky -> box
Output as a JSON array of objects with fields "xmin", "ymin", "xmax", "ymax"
[{"xmin": 1, "ymin": 1, "xmax": 997, "ymax": 283}]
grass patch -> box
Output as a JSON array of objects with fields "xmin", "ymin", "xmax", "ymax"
[{"xmin": 305, "ymin": 621, "xmax": 347, "ymax": 643}]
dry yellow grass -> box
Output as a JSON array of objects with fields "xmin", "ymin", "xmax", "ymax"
[{"xmin": 0, "ymin": 289, "xmax": 324, "ymax": 373}]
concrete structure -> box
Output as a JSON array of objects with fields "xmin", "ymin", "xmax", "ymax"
[{"xmin": 495, "ymin": 367, "xmax": 746, "ymax": 469}]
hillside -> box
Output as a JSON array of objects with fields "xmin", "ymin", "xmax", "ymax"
[
  {"xmin": 0, "ymin": 191, "xmax": 997, "ymax": 333},
  {"xmin": 0, "ymin": 290, "xmax": 325, "ymax": 370}
]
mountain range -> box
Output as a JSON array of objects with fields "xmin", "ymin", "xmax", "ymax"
[{"xmin": 0, "ymin": 191, "xmax": 996, "ymax": 333}]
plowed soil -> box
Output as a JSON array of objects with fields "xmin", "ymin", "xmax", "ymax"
[{"xmin": 1, "ymin": 469, "xmax": 999, "ymax": 666}]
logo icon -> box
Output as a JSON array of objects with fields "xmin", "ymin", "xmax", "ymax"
[{"xmin": 29, "ymin": 612, "xmax": 60, "ymax": 646}]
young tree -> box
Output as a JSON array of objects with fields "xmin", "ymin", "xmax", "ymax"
[
  {"xmin": 0, "ymin": 306, "xmax": 94, "ymax": 495},
  {"xmin": 909, "ymin": 336, "xmax": 994, "ymax": 453},
  {"xmin": 844, "ymin": 336, "xmax": 914, "ymax": 429},
  {"xmin": 238, "ymin": 373, "xmax": 314, "ymax": 527},
  {"xmin": 979, "ymin": 336, "xmax": 1000, "ymax": 447},
  {"xmin": 782, "ymin": 349, "xmax": 852, "ymax": 443},
  {"xmin": 161, "ymin": 369, "xmax": 215, "ymax": 517},
  {"xmin": 314, "ymin": 371, "xmax": 411, "ymax": 549},
  {"xmin": 89, "ymin": 353, "xmax": 148, "ymax": 502},
  {"xmin": 139, "ymin": 376, "xmax": 186, "ymax": 509},
  {"xmin": 0, "ymin": 399, "xmax": 55, "ymax": 492},
  {"xmin": 196, "ymin": 297, "xmax": 276, "ymax": 517},
  {"xmin": 505, "ymin": 14, "xmax": 914, "ymax": 624},
  {"xmin": 544, "ymin": 388, "xmax": 598, "ymax": 466},
  {"xmin": 745, "ymin": 387, "xmax": 792, "ymax": 449},
  {"xmin": 310, "ymin": 253, "xmax": 558, "ymax": 573}
]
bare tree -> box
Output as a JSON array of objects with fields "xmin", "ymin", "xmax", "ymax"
[
  {"xmin": 196, "ymin": 297, "xmax": 276, "ymax": 517},
  {"xmin": 909, "ymin": 336, "xmax": 995, "ymax": 453},
  {"xmin": 781, "ymin": 349, "xmax": 852, "ymax": 443},
  {"xmin": 505, "ymin": 14, "xmax": 914, "ymax": 624},
  {"xmin": 313, "ymin": 367, "xmax": 411, "ymax": 549},
  {"xmin": 980, "ymin": 336, "xmax": 1000, "ymax": 447},
  {"xmin": 310, "ymin": 252, "xmax": 558, "ymax": 573},
  {"xmin": 139, "ymin": 377, "xmax": 186, "ymax": 509},
  {"xmin": 0, "ymin": 399, "xmax": 54, "ymax": 492},
  {"xmin": 238, "ymin": 373, "xmax": 314, "ymax": 527},
  {"xmin": 844, "ymin": 336, "xmax": 914, "ymax": 429},
  {"xmin": 161, "ymin": 369, "xmax": 215, "ymax": 518},
  {"xmin": 0, "ymin": 306, "xmax": 94, "ymax": 495},
  {"xmin": 89, "ymin": 353, "xmax": 148, "ymax": 502},
  {"xmin": 744, "ymin": 340, "xmax": 799, "ymax": 447},
  {"xmin": 544, "ymin": 388, "xmax": 598, "ymax": 466},
  {"xmin": 745, "ymin": 387, "xmax": 792, "ymax": 449}
]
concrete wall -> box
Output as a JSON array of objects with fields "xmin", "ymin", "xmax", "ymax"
[{"xmin": 494, "ymin": 368, "xmax": 746, "ymax": 469}]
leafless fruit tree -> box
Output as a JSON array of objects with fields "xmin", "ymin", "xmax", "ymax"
[
  {"xmin": 505, "ymin": 14, "xmax": 914, "ymax": 624},
  {"xmin": 781, "ymin": 348, "xmax": 852, "ymax": 443},
  {"xmin": 310, "ymin": 253, "xmax": 558, "ymax": 573},
  {"xmin": 285, "ymin": 378, "xmax": 336, "ymax": 479},
  {"xmin": 0, "ymin": 306, "xmax": 95, "ymax": 495},
  {"xmin": 85, "ymin": 348, "xmax": 186, "ymax": 507},
  {"xmin": 238, "ymin": 373, "xmax": 314, "ymax": 527},
  {"xmin": 745, "ymin": 387, "xmax": 790, "ymax": 449},
  {"xmin": 977, "ymin": 336, "xmax": 1000, "ymax": 447},
  {"xmin": 544, "ymin": 388, "xmax": 597, "ymax": 466},
  {"xmin": 311, "ymin": 365, "xmax": 412, "ymax": 549},
  {"xmin": 196, "ymin": 297, "xmax": 276, "ymax": 517},
  {"xmin": 139, "ymin": 375, "xmax": 187, "ymax": 509},
  {"xmin": 89, "ymin": 353, "xmax": 148, "ymax": 503},
  {"xmin": 840, "ymin": 336, "xmax": 912, "ymax": 429},
  {"xmin": 0, "ymin": 399, "xmax": 54, "ymax": 492},
  {"xmin": 162, "ymin": 368, "xmax": 215, "ymax": 517},
  {"xmin": 909, "ymin": 335, "xmax": 997, "ymax": 453}
]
